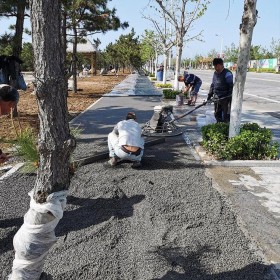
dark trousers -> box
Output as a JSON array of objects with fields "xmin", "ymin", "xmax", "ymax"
[{"xmin": 214, "ymin": 97, "xmax": 231, "ymax": 123}]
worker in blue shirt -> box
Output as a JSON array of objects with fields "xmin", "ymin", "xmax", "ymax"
[
  {"xmin": 178, "ymin": 73, "xmax": 202, "ymax": 106},
  {"xmin": 207, "ymin": 58, "xmax": 233, "ymax": 123}
]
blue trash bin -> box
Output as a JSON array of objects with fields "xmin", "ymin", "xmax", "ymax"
[{"xmin": 157, "ymin": 70, "xmax": 163, "ymax": 81}]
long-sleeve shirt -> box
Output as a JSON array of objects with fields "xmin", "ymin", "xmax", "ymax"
[{"xmin": 210, "ymin": 68, "xmax": 233, "ymax": 98}]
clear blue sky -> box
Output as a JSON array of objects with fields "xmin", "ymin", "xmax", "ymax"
[{"xmin": 1, "ymin": 0, "xmax": 280, "ymax": 58}]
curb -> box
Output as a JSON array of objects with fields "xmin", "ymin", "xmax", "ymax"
[{"xmin": 193, "ymin": 145, "xmax": 280, "ymax": 167}]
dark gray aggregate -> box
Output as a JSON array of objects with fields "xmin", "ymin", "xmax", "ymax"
[
  {"xmin": 0, "ymin": 136, "xmax": 274, "ymax": 280},
  {"xmin": 0, "ymin": 74, "xmax": 276, "ymax": 279}
]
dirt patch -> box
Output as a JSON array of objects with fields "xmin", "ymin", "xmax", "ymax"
[{"xmin": 0, "ymin": 74, "xmax": 128, "ymax": 151}]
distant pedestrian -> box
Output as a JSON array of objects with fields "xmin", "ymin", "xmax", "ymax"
[
  {"xmin": 207, "ymin": 58, "xmax": 233, "ymax": 123},
  {"xmin": 107, "ymin": 112, "xmax": 144, "ymax": 168},
  {"xmin": 178, "ymin": 73, "xmax": 202, "ymax": 106}
]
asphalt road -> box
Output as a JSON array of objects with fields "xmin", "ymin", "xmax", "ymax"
[{"xmin": 189, "ymin": 69, "xmax": 280, "ymax": 144}]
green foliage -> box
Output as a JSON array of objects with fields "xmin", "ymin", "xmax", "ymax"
[
  {"xmin": 0, "ymin": 33, "xmax": 13, "ymax": 55},
  {"xmin": 70, "ymin": 126, "xmax": 83, "ymax": 138},
  {"xmin": 102, "ymin": 29, "xmax": 144, "ymax": 70},
  {"xmin": 15, "ymin": 128, "xmax": 38, "ymax": 173},
  {"xmin": 253, "ymin": 68, "xmax": 277, "ymax": 73},
  {"xmin": 140, "ymin": 30, "xmax": 160, "ymax": 62},
  {"xmin": 250, "ymin": 45, "xmax": 272, "ymax": 60},
  {"xmin": 224, "ymin": 43, "xmax": 239, "ymax": 63},
  {"xmin": 201, "ymin": 123, "xmax": 279, "ymax": 160},
  {"xmin": 15, "ymin": 126, "xmax": 82, "ymax": 172},
  {"xmin": 21, "ymin": 42, "xmax": 34, "ymax": 71},
  {"xmin": 270, "ymin": 38, "xmax": 280, "ymax": 58},
  {"xmin": 162, "ymin": 89, "xmax": 182, "ymax": 99},
  {"xmin": 156, "ymin": 83, "xmax": 172, "ymax": 88}
]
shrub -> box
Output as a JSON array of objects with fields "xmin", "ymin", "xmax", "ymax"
[
  {"xmin": 162, "ymin": 89, "xmax": 182, "ymax": 99},
  {"xmin": 248, "ymin": 68, "xmax": 276, "ymax": 73},
  {"xmin": 201, "ymin": 122, "xmax": 279, "ymax": 160},
  {"xmin": 155, "ymin": 83, "xmax": 173, "ymax": 88}
]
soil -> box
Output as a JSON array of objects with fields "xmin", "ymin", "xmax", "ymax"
[{"xmin": 0, "ymin": 73, "xmax": 128, "ymax": 151}]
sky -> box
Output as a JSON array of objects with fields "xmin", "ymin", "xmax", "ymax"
[{"xmin": 1, "ymin": 0, "xmax": 280, "ymax": 59}]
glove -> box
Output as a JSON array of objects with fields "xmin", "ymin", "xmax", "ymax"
[{"xmin": 207, "ymin": 94, "xmax": 212, "ymax": 101}]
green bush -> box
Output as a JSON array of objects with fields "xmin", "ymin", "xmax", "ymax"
[
  {"xmin": 201, "ymin": 122, "xmax": 279, "ymax": 160},
  {"xmin": 248, "ymin": 68, "xmax": 276, "ymax": 73},
  {"xmin": 155, "ymin": 83, "xmax": 173, "ymax": 88},
  {"xmin": 162, "ymin": 89, "xmax": 182, "ymax": 99}
]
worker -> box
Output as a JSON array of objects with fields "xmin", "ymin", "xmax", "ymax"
[{"xmin": 107, "ymin": 112, "xmax": 144, "ymax": 168}]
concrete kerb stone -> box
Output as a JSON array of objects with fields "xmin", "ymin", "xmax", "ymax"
[{"xmin": 193, "ymin": 144, "xmax": 280, "ymax": 167}]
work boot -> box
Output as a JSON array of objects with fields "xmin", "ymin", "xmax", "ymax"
[
  {"xmin": 108, "ymin": 157, "xmax": 118, "ymax": 166},
  {"xmin": 131, "ymin": 161, "xmax": 142, "ymax": 168}
]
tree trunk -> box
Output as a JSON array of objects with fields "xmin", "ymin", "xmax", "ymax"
[
  {"xmin": 229, "ymin": 0, "xmax": 258, "ymax": 138},
  {"xmin": 10, "ymin": 1, "xmax": 76, "ymax": 278},
  {"xmin": 61, "ymin": 12, "xmax": 69, "ymax": 97},
  {"xmin": 162, "ymin": 49, "xmax": 168, "ymax": 84},
  {"xmin": 72, "ymin": 25, "xmax": 78, "ymax": 93},
  {"xmin": 174, "ymin": 35, "xmax": 183, "ymax": 91},
  {"xmin": 12, "ymin": 1, "xmax": 26, "ymax": 57}
]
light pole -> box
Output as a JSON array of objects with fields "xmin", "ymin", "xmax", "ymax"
[
  {"xmin": 215, "ymin": 34, "xmax": 223, "ymax": 59},
  {"xmin": 168, "ymin": 0, "xmax": 173, "ymax": 69}
]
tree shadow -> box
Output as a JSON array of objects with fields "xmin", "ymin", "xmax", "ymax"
[
  {"xmin": 152, "ymin": 246, "xmax": 272, "ymax": 280},
  {"xmin": 0, "ymin": 227, "xmax": 19, "ymax": 254},
  {"xmin": 56, "ymin": 193, "xmax": 145, "ymax": 236}
]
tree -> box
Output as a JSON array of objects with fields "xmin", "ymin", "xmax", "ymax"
[
  {"xmin": 62, "ymin": 0, "xmax": 128, "ymax": 92},
  {"xmin": 154, "ymin": 0, "xmax": 209, "ymax": 90},
  {"xmin": 21, "ymin": 42, "xmax": 34, "ymax": 71},
  {"xmin": 223, "ymin": 43, "xmax": 239, "ymax": 63},
  {"xmin": 270, "ymin": 38, "xmax": 280, "ymax": 58},
  {"xmin": 140, "ymin": 30, "xmax": 162, "ymax": 75},
  {"xmin": 0, "ymin": 0, "xmax": 29, "ymax": 57},
  {"xmin": 9, "ymin": 0, "xmax": 76, "ymax": 278},
  {"xmin": 142, "ymin": 6, "xmax": 175, "ymax": 83},
  {"xmin": 112, "ymin": 29, "xmax": 144, "ymax": 72},
  {"xmin": 207, "ymin": 48, "xmax": 218, "ymax": 59},
  {"xmin": 229, "ymin": 0, "xmax": 258, "ymax": 138}
]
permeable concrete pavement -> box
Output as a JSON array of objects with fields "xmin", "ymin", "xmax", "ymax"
[
  {"xmin": 1, "ymin": 73, "xmax": 280, "ymax": 279},
  {"xmin": 69, "ymin": 73, "xmax": 280, "ymax": 277}
]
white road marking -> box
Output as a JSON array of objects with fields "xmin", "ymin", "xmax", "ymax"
[
  {"xmin": 244, "ymin": 92, "xmax": 280, "ymax": 103},
  {"xmin": 249, "ymin": 77, "xmax": 280, "ymax": 83}
]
